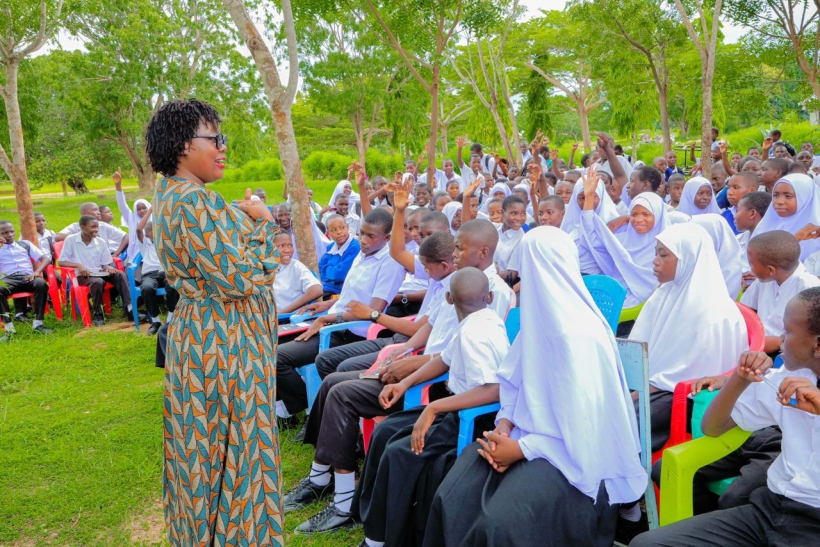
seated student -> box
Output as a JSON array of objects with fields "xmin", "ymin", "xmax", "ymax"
[
  {"xmin": 444, "ymin": 180, "xmax": 461, "ymax": 201},
  {"xmin": 276, "ymin": 209, "xmax": 406, "ymax": 415},
  {"xmin": 58, "ymin": 215, "xmax": 133, "ymax": 327},
  {"xmin": 735, "ymin": 192, "xmax": 772, "ymax": 289},
  {"xmin": 629, "ymin": 223, "xmax": 748, "ymax": 452},
  {"xmin": 98, "ymin": 205, "xmax": 115, "ymax": 224},
  {"xmin": 553, "ymin": 179, "xmax": 575, "ymax": 205},
  {"xmin": 351, "ymin": 267, "xmax": 511, "ymax": 545},
  {"xmin": 135, "ymin": 209, "xmax": 180, "ymax": 335},
  {"xmin": 759, "ymin": 157, "xmax": 790, "ymax": 193},
  {"xmin": 624, "ymin": 165, "xmax": 663, "ymax": 207},
  {"xmin": 677, "ymin": 176, "xmax": 722, "ymax": 216},
  {"xmin": 385, "ymin": 208, "xmax": 428, "ymax": 317},
  {"xmin": 407, "ymin": 183, "xmax": 433, "ymax": 212},
  {"xmin": 489, "ymin": 182, "xmax": 511, "ymax": 201},
  {"xmin": 0, "ymin": 220, "xmax": 54, "ymax": 338},
  {"xmin": 600, "ymin": 170, "xmax": 629, "ymax": 215},
  {"xmin": 424, "ymin": 226, "xmax": 646, "ymax": 547},
  {"xmin": 632, "ymin": 288, "xmax": 820, "ymax": 547},
  {"xmin": 442, "ymin": 202, "xmax": 462, "ymax": 236},
  {"xmin": 317, "ymin": 214, "xmax": 361, "ymax": 298},
  {"xmin": 322, "ymin": 193, "xmax": 361, "ymax": 236},
  {"xmin": 272, "ymin": 232, "xmax": 322, "ymax": 314},
  {"xmin": 495, "ymin": 195, "xmax": 528, "ymax": 287},
  {"xmin": 113, "ymin": 168, "xmax": 150, "ymax": 262},
  {"xmin": 581, "ymin": 186, "xmax": 670, "ymax": 308},
  {"xmin": 432, "ymin": 192, "xmax": 451, "ymax": 212},
  {"xmin": 741, "ymin": 230, "xmax": 820, "ymax": 356},
  {"xmin": 253, "ymin": 187, "xmax": 267, "ymax": 203},
  {"xmin": 667, "ymin": 173, "xmax": 686, "ymax": 209},
  {"xmin": 512, "ymin": 183, "xmax": 534, "ymax": 216},
  {"xmin": 285, "ymin": 221, "xmax": 513, "ymax": 532},
  {"xmin": 23, "ymin": 212, "xmax": 57, "ymax": 264},
  {"xmin": 324, "ymin": 179, "xmax": 360, "ymax": 213},
  {"xmin": 55, "ymin": 202, "xmax": 128, "ymax": 258},
  {"xmin": 692, "ymin": 214, "xmax": 744, "ymax": 300},
  {"xmin": 753, "ymin": 174, "xmax": 820, "ymax": 261},
  {"xmin": 723, "ymin": 171, "xmax": 760, "ymax": 234},
  {"xmin": 538, "ymin": 195, "xmax": 565, "ymax": 228},
  {"xmin": 484, "ymin": 197, "xmax": 504, "ymax": 229}
]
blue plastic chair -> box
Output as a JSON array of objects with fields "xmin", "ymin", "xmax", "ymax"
[
  {"xmin": 278, "ymin": 312, "xmax": 294, "ymax": 324},
  {"xmin": 582, "ymin": 275, "xmax": 627, "ymax": 333},
  {"xmin": 126, "ymin": 253, "xmax": 165, "ymax": 331}
]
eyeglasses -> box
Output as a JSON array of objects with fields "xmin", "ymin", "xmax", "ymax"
[{"xmin": 193, "ymin": 133, "xmax": 227, "ymax": 149}]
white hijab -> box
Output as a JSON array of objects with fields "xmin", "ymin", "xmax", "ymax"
[
  {"xmin": 328, "ymin": 180, "xmax": 360, "ymax": 207},
  {"xmin": 120, "ymin": 198, "xmax": 151, "ymax": 228},
  {"xmin": 442, "ymin": 201, "xmax": 462, "ymax": 235},
  {"xmin": 498, "ymin": 227, "xmax": 647, "ymax": 503},
  {"xmin": 490, "ymin": 182, "xmax": 511, "ymax": 199},
  {"xmin": 668, "ymin": 211, "xmax": 691, "ymax": 224},
  {"xmin": 629, "ymin": 224, "xmax": 748, "ymax": 392},
  {"xmin": 582, "ymin": 192, "xmax": 670, "ymax": 306},
  {"xmin": 753, "ymin": 174, "xmax": 820, "ymax": 261},
  {"xmin": 560, "ymin": 178, "xmax": 620, "ymax": 240},
  {"xmin": 691, "ymin": 214, "xmax": 743, "ymax": 300},
  {"xmin": 677, "ymin": 177, "xmax": 721, "ymax": 216}
]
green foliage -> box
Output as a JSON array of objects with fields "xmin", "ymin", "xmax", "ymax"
[
  {"xmin": 364, "ymin": 149, "xmax": 405, "ymax": 177},
  {"xmin": 302, "ymin": 151, "xmax": 356, "ymax": 180},
  {"xmin": 222, "ymin": 157, "xmax": 284, "ymax": 183}
]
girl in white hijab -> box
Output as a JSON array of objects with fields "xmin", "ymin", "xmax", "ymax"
[
  {"xmin": 676, "ymin": 177, "xmax": 721, "ymax": 216},
  {"xmin": 691, "ymin": 214, "xmax": 743, "ymax": 300},
  {"xmin": 327, "ymin": 179, "xmax": 360, "ymax": 208},
  {"xmin": 629, "ymin": 223, "xmax": 748, "ymax": 451},
  {"xmin": 442, "ymin": 201, "xmax": 463, "ymax": 236},
  {"xmin": 580, "ymin": 191, "xmax": 670, "ymax": 307},
  {"xmin": 752, "ymin": 174, "xmax": 820, "ymax": 261},
  {"xmin": 424, "ymin": 227, "xmax": 647, "ymax": 547},
  {"xmin": 116, "ymin": 192, "xmax": 151, "ymax": 264},
  {"xmin": 490, "ymin": 182, "xmax": 511, "ymax": 200}
]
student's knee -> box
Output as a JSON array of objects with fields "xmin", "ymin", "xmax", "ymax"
[
  {"xmin": 628, "ymin": 531, "xmax": 655, "ymax": 546},
  {"xmin": 32, "ymin": 278, "xmax": 48, "ymax": 292},
  {"xmin": 87, "ymin": 277, "xmax": 105, "ymax": 289},
  {"xmin": 718, "ymin": 480, "xmax": 757, "ymax": 510}
]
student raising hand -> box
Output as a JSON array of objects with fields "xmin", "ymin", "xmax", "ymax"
[
  {"xmin": 581, "ymin": 164, "xmax": 600, "ymax": 211},
  {"xmin": 391, "ymin": 175, "xmax": 414, "ymax": 211},
  {"xmin": 777, "ymin": 377, "xmax": 820, "ymax": 415}
]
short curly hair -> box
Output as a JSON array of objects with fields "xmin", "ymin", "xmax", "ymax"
[{"xmin": 145, "ymin": 99, "xmax": 221, "ymax": 176}]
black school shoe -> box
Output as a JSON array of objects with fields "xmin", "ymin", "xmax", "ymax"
[
  {"xmin": 282, "ymin": 476, "xmax": 334, "ymax": 514},
  {"xmin": 294, "ymin": 503, "xmax": 360, "ymax": 535},
  {"xmin": 147, "ymin": 322, "xmax": 162, "ymax": 335},
  {"xmin": 92, "ymin": 314, "xmax": 105, "ymax": 327},
  {"xmin": 32, "ymin": 325, "xmax": 54, "ymax": 334}
]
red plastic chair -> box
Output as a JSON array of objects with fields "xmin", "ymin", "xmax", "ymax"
[
  {"xmin": 7, "ymin": 264, "xmax": 64, "ymax": 321},
  {"xmin": 53, "ymin": 240, "xmax": 117, "ymax": 327}
]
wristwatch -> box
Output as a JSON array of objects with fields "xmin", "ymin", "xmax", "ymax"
[
  {"xmin": 335, "ymin": 314, "xmax": 344, "ymax": 324},
  {"xmin": 369, "ymin": 310, "xmax": 381, "ymax": 323},
  {"xmin": 400, "ymin": 293, "xmax": 408, "ymax": 305}
]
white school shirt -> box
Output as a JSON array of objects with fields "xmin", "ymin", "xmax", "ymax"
[
  {"xmin": 138, "ymin": 237, "xmax": 162, "ymax": 275},
  {"xmin": 459, "ymin": 169, "xmax": 480, "ymax": 193},
  {"xmin": 60, "ymin": 221, "xmax": 126, "ymax": 256},
  {"xmin": 805, "ymin": 250, "xmax": 820, "ymax": 277},
  {"xmin": 273, "ymin": 259, "xmax": 321, "ymax": 310},
  {"xmin": 418, "ymin": 169, "xmax": 459, "ymax": 191},
  {"xmin": 416, "ymin": 272, "xmax": 451, "ymax": 319},
  {"xmin": 59, "ymin": 233, "xmax": 113, "ymax": 273},
  {"xmin": 399, "ymin": 241, "xmax": 428, "ymax": 293},
  {"xmin": 0, "ymin": 241, "xmax": 43, "ymax": 277},
  {"xmin": 732, "ymin": 366, "xmax": 820, "ymax": 508},
  {"xmin": 741, "ymin": 263, "xmax": 820, "ymax": 336},
  {"xmin": 328, "ymin": 244, "xmax": 406, "ymax": 336},
  {"xmin": 21, "ymin": 229, "xmax": 56, "ymax": 257},
  {"xmin": 738, "ymin": 230, "xmax": 752, "ymax": 272},
  {"xmin": 495, "ymin": 227, "xmax": 525, "ymax": 272},
  {"xmin": 440, "ymin": 308, "xmax": 509, "ymax": 395},
  {"xmin": 322, "ymin": 211, "xmax": 361, "ymax": 236}
]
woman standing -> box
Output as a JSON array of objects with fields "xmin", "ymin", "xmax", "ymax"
[{"xmin": 146, "ymin": 99, "xmax": 283, "ymax": 546}]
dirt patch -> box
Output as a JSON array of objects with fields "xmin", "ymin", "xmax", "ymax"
[
  {"xmin": 74, "ymin": 322, "xmax": 135, "ymax": 337},
  {"xmin": 129, "ymin": 498, "xmax": 164, "ymax": 546}
]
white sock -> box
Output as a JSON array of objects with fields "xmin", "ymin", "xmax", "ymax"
[
  {"xmin": 127, "ymin": 303, "xmax": 132, "ymax": 312},
  {"xmin": 165, "ymin": 311, "xmax": 173, "ymax": 323},
  {"xmin": 333, "ymin": 471, "xmax": 355, "ymax": 513},
  {"xmin": 365, "ymin": 539, "xmax": 385, "ymax": 547},
  {"xmin": 4, "ymin": 322, "xmax": 15, "ymax": 334},
  {"xmin": 619, "ymin": 503, "xmax": 642, "ymax": 522},
  {"xmin": 151, "ymin": 315, "xmax": 160, "ymax": 324},
  {"xmin": 33, "ymin": 319, "xmax": 43, "ymax": 328},
  {"xmin": 309, "ymin": 462, "xmax": 331, "ymax": 487},
  {"xmin": 275, "ymin": 400, "xmax": 291, "ymax": 418}
]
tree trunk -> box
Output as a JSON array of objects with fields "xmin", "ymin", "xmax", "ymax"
[
  {"xmin": 352, "ymin": 110, "xmax": 367, "ymax": 172},
  {"xmin": 440, "ymin": 122, "xmax": 449, "ymax": 156},
  {"xmin": 118, "ymin": 135, "xmax": 156, "ymax": 195},
  {"xmin": 427, "ymin": 66, "xmax": 440, "ymax": 174},
  {"xmin": 659, "ymin": 84, "xmax": 672, "ymax": 154},
  {"xmin": 579, "ymin": 105, "xmax": 592, "ymax": 151},
  {"xmin": 0, "ymin": 60, "xmax": 37, "ymax": 245},
  {"xmin": 700, "ymin": 53, "xmax": 716, "ymax": 179}
]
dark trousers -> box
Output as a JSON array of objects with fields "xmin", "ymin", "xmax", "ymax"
[
  {"xmin": 0, "ymin": 274, "xmax": 48, "ymax": 321},
  {"xmin": 276, "ymin": 329, "xmax": 366, "ymax": 414},
  {"xmin": 631, "ymin": 487, "xmax": 820, "ymax": 546},
  {"xmin": 304, "ymin": 370, "xmax": 406, "ymax": 472},
  {"xmin": 652, "ymin": 426, "xmax": 782, "ymax": 514},
  {"xmin": 76, "ymin": 271, "xmax": 131, "ymax": 316},
  {"xmin": 156, "ymin": 322, "xmax": 169, "ymax": 368},
  {"xmin": 140, "ymin": 270, "xmax": 179, "ymax": 318},
  {"xmin": 315, "ymin": 334, "xmax": 410, "ymax": 379}
]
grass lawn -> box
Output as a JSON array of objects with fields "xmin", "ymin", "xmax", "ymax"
[{"xmin": 1, "ymin": 186, "xmax": 359, "ymax": 546}]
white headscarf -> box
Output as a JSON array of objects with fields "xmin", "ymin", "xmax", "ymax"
[
  {"xmin": 490, "ymin": 182, "xmax": 511, "ymax": 199},
  {"xmin": 691, "ymin": 214, "xmax": 743, "ymax": 300},
  {"xmin": 561, "ymin": 178, "xmax": 621, "ymax": 240},
  {"xmin": 629, "ymin": 223, "xmax": 748, "ymax": 392},
  {"xmin": 581, "ymin": 192, "xmax": 670, "ymax": 306},
  {"xmin": 328, "ymin": 180, "xmax": 360, "ymax": 207},
  {"xmin": 442, "ymin": 201, "xmax": 462, "ymax": 235},
  {"xmin": 498, "ymin": 226, "xmax": 647, "ymax": 503},
  {"xmin": 753, "ymin": 174, "xmax": 820, "ymax": 261},
  {"xmin": 668, "ymin": 211, "xmax": 691, "ymax": 224},
  {"xmin": 120, "ymin": 198, "xmax": 151, "ymax": 228},
  {"xmin": 677, "ymin": 177, "xmax": 721, "ymax": 216}
]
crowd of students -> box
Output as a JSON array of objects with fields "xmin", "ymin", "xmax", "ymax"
[{"xmin": 252, "ymin": 128, "xmax": 820, "ymax": 546}]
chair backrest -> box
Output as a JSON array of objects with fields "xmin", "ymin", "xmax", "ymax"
[
  {"xmin": 736, "ymin": 302, "xmax": 765, "ymax": 351},
  {"xmin": 53, "ymin": 240, "xmax": 63, "ymax": 263},
  {"xmin": 616, "ymin": 338, "xmax": 659, "ymax": 529},
  {"xmin": 583, "ymin": 275, "xmax": 627, "ymax": 333},
  {"xmin": 504, "ymin": 307, "xmax": 520, "ymax": 344},
  {"xmin": 690, "ymin": 389, "xmax": 720, "ymax": 439}
]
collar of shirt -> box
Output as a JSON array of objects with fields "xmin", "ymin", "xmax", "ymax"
[{"xmin": 327, "ymin": 234, "xmax": 355, "ymax": 256}]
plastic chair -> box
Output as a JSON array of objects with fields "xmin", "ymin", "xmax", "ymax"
[
  {"xmin": 689, "ymin": 390, "xmax": 737, "ymax": 497},
  {"xmin": 126, "ymin": 253, "xmax": 166, "ymax": 331},
  {"xmin": 7, "ymin": 264, "xmax": 63, "ymax": 322},
  {"xmin": 278, "ymin": 312, "xmax": 294, "ymax": 324},
  {"xmin": 583, "ymin": 275, "xmax": 627, "ymax": 332},
  {"xmin": 619, "ymin": 302, "xmax": 645, "ymax": 324}
]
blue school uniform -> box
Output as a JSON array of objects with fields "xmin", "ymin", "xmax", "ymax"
[{"xmin": 318, "ymin": 236, "xmax": 361, "ymax": 295}]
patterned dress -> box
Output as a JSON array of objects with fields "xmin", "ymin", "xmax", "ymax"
[{"xmin": 153, "ymin": 177, "xmax": 283, "ymax": 546}]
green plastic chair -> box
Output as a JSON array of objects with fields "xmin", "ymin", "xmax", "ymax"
[
  {"xmin": 658, "ymin": 389, "xmax": 752, "ymax": 527},
  {"xmin": 619, "ymin": 301, "xmax": 644, "ymax": 323}
]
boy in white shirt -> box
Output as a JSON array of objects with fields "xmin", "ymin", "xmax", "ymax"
[
  {"xmin": 734, "ymin": 192, "xmax": 771, "ymax": 289},
  {"xmin": 55, "ymin": 202, "xmax": 128, "ymax": 258},
  {"xmin": 633, "ymin": 288, "xmax": 820, "ymax": 546},
  {"xmin": 272, "ymin": 231, "xmax": 322, "ymax": 314},
  {"xmin": 135, "ymin": 209, "xmax": 179, "ymax": 335},
  {"xmin": 322, "ymin": 194, "xmax": 360, "ymax": 235},
  {"xmin": 742, "ymin": 231, "xmax": 820, "ymax": 355}
]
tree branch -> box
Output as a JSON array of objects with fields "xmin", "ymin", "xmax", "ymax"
[
  {"xmin": 525, "ymin": 62, "xmax": 580, "ymax": 102},
  {"xmin": 0, "ymin": 142, "xmax": 12, "ymax": 177},
  {"xmin": 19, "ymin": 0, "xmax": 65, "ymax": 58},
  {"xmin": 281, "ymin": 0, "xmax": 300, "ymax": 105}
]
